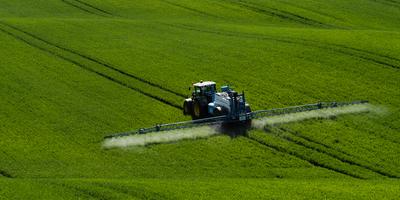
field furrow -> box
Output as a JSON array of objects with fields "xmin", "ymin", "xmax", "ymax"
[
  {"xmin": 60, "ymin": 0, "xmax": 113, "ymax": 17},
  {"xmin": 219, "ymin": 0, "xmax": 334, "ymax": 28},
  {"xmin": 246, "ymin": 133, "xmax": 366, "ymax": 179},
  {"xmin": 53, "ymin": 181, "xmax": 126, "ymax": 199},
  {"xmin": 8, "ymin": 23, "xmax": 185, "ymax": 97},
  {"xmin": 277, "ymin": 127, "xmax": 355, "ymax": 158},
  {"xmin": 159, "ymin": 0, "xmax": 221, "ymax": 19},
  {"xmin": 1, "ymin": 21, "xmax": 186, "ymax": 98},
  {"xmin": 371, "ymin": 0, "xmax": 400, "ymax": 8},
  {"xmin": 91, "ymin": 181, "xmax": 175, "ymax": 200},
  {"xmin": 72, "ymin": 0, "xmax": 114, "ymax": 16},
  {"xmin": 0, "ymin": 21, "xmax": 184, "ymax": 109},
  {"xmin": 60, "ymin": 0, "xmax": 100, "ymax": 16},
  {"xmin": 0, "ymin": 25, "xmax": 181, "ymax": 109},
  {"xmin": 275, "ymin": 127, "xmax": 400, "ymax": 178},
  {"xmin": 164, "ymin": 23, "xmax": 400, "ymax": 70}
]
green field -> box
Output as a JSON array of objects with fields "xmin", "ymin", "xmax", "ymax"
[{"xmin": 1, "ymin": 0, "xmax": 400, "ymax": 199}]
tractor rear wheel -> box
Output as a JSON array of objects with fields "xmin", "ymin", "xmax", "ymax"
[{"xmin": 183, "ymin": 99, "xmax": 193, "ymax": 115}]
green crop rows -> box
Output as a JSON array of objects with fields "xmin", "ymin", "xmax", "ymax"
[{"xmin": 0, "ymin": 0, "xmax": 399, "ymax": 199}]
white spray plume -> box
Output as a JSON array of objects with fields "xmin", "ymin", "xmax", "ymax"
[
  {"xmin": 103, "ymin": 126, "xmax": 219, "ymax": 149},
  {"xmin": 252, "ymin": 103, "xmax": 381, "ymax": 129}
]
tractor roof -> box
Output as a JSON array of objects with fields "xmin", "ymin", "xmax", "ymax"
[{"xmin": 193, "ymin": 81, "xmax": 216, "ymax": 87}]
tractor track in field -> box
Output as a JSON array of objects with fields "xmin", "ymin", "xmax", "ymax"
[
  {"xmin": 164, "ymin": 23, "xmax": 400, "ymax": 70},
  {"xmin": 275, "ymin": 127, "xmax": 400, "ymax": 178},
  {"xmin": 0, "ymin": 22, "xmax": 185, "ymax": 99},
  {"xmin": 223, "ymin": 0, "xmax": 335, "ymax": 28},
  {"xmin": 165, "ymin": 23, "xmax": 400, "ymax": 68},
  {"xmin": 371, "ymin": 0, "xmax": 400, "ymax": 9},
  {"xmin": 71, "ymin": 0, "xmax": 113, "ymax": 16},
  {"xmin": 55, "ymin": 181, "xmax": 171, "ymax": 199},
  {"xmin": 0, "ymin": 22, "xmax": 182, "ymax": 109},
  {"xmin": 274, "ymin": 1, "xmax": 345, "ymax": 22},
  {"xmin": 61, "ymin": 0, "xmax": 100, "ymax": 16},
  {"xmin": 245, "ymin": 135, "xmax": 365, "ymax": 179},
  {"xmin": 158, "ymin": 0, "xmax": 222, "ymax": 19},
  {"xmin": 344, "ymin": 121, "xmax": 400, "ymax": 146},
  {"xmin": 61, "ymin": 0, "xmax": 113, "ymax": 17},
  {"xmin": 92, "ymin": 182, "xmax": 175, "ymax": 200},
  {"xmin": 51, "ymin": 181, "xmax": 115, "ymax": 200},
  {"xmin": 278, "ymin": 127, "xmax": 355, "ymax": 158},
  {"xmin": 168, "ymin": 23, "xmax": 400, "ymax": 70},
  {"xmin": 0, "ymin": 170, "xmax": 13, "ymax": 178}
]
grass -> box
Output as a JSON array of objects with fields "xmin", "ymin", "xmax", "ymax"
[
  {"xmin": 0, "ymin": 0, "xmax": 399, "ymax": 199},
  {"xmin": 1, "ymin": 178, "xmax": 400, "ymax": 200}
]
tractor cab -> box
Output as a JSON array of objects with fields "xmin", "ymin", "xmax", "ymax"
[
  {"xmin": 192, "ymin": 81, "xmax": 216, "ymax": 101},
  {"xmin": 183, "ymin": 81, "xmax": 217, "ymax": 119}
]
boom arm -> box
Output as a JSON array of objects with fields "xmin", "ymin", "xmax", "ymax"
[{"xmin": 104, "ymin": 100, "xmax": 368, "ymax": 139}]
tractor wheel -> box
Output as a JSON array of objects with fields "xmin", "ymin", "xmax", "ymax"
[
  {"xmin": 193, "ymin": 101, "xmax": 202, "ymax": 119},
  {"xmin": 183, "ymin": 99, "xmax": 193, "ymax": 115}
]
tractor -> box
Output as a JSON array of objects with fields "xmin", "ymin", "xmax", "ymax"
[{"xmin": 183, "ymin": 81, "xmax": 251, "ymax": 122}]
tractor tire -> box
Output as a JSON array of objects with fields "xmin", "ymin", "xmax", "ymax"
[
  {"xmin": 183, "ymin": 99, "xmax": 193, "ymax": 116},
  {"xmin": 193, "ymin": 101, "xmax": 202, "ymax": 119},
  {"xmin": 193, "ymin": 100, "xmax": 208, "ymax": 119}
]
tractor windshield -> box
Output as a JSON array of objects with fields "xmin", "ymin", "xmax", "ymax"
[
  {"xmin": 194, "ymin": 84, "xmax": 216, "ymax": 95},
  {"xmin": 203, "ymin": 85, "xmax": 215, "ymax": 93},
  {"xmin": 194, "ymin": 86, "xmax": 201, "ymax": 94}
]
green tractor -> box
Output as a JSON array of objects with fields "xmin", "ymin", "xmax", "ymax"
[{"xmin": 183, "ymin": 81, "xmax": 251, "ymax": 122}]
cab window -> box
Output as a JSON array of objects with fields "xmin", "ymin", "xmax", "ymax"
[{"xmin": 194, "ymin": 86, "xmax": 201, "ymax": 94}]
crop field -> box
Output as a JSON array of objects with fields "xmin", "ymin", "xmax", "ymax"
[{"xmin": 0, "ymin": 0, "xmax": 400, "ymax": 199}]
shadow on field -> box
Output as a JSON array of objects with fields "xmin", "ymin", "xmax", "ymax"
[{"xmin": 218, "ymin": 122, "xmax": 251, "ymax": 138}]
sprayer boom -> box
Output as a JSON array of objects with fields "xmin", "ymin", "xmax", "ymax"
[{"xmin": 105, "ymin": 100, "xmax": 368, "ymax": 139}]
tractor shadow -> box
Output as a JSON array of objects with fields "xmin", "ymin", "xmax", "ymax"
[{"xmin": 217, "ymin": 122, "xmax": 251, "ymax": 138}]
